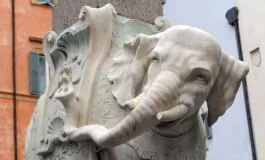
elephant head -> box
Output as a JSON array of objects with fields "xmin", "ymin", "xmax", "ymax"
[{"xmin": 67, "ymin": 26, "xmax": 249, "ymax": 149}]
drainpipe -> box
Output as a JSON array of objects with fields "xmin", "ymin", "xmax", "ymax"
[
  {"xmin": 226, "ymin": 7, "xmax": 257, "ymax": 160},
  {"xmin": 11, "ymin": 0, "xmax": 18, "ymax": 159}
]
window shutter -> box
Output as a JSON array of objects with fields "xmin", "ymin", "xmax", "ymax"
[
  {"xmin": 38, "ymin": 0, "xmax": 48, "ymax": 2},
  {"xmin": 36, "ymin": 0, "xmax": 49, "ymax": 4},
  {"xmin": 48, "ymin": 0, "xmax": 55, "ymax": 6},
  {"xmin": 29, "ymin": 51, "xmax": 46, "ymax": 96},
  {"xmin": 33, "ymin": 0, "xmax": 55, "ymax": 6}
]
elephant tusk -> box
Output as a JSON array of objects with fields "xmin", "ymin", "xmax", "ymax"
[
  {"xmin": 124, "ymin": 92, "xmax": 145, "ymax": 110},
  {"xmin": 156, "ymin": 104, "xmax": 189, "ymax": 122}
]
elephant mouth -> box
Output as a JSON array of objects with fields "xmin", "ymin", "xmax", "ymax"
[
  {"xmin": 155, "ymin": 119, "xmax": 181, "ymax": 129},
  {"xmin": 155, "ymin": 104, "xmax": 189, "ymax": 129},
  {"xmin": 125, "ymin": 93, "xmax": 189, "ymax": 130}
]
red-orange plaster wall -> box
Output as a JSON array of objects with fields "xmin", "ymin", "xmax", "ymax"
[
  {"xmin": 0, "ymin": 98, "xmax": 36, "ymax": 160},
  {"xmin": 15, "ymin": 0, "xmax": 52, "ymax": 95},
  {"xmin": 0, "ymin": 0, "xmax": 12, "ymax": 92}
]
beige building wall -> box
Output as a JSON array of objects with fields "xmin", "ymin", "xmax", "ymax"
[{"xmin": 236, "ymin": 0, "xmax": 265, "ymax": 159}]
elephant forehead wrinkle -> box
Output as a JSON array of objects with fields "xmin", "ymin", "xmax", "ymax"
[
  {"xmin": 185, "ymin": 48, "xmax": 220, "ymax": 65},
  {"xmin": 186, "ymin": 59, "xmax": 215, "ymax": 76},
  {"xmin": 168, "ymin": 37, "xmax": 221, "ymax": 59},
  {"xmin": 188, "ymin": 54, "xmax": 215, "ymax": 65},
  {"xmin": 164, "ymin": 26, "xmax": 219, "ymax": 48}
]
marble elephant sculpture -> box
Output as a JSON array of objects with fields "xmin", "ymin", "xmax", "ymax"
[{"xmin": 55, "ymin": 26, "xmax": 249, "ymax": 159}]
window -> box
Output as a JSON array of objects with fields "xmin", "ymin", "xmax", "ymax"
[
  {"xmin": 29, "ymin": 51, "xmax": 46, "ymax": 96},
  {"xmin": 250, "ymin": 47, "xmax": 261, "ymax": 67},
  {"xmin": 32, "ymin": 0, "xmax": 57, "ymax": 7}
]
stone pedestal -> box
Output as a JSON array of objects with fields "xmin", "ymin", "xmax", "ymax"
[{"xmin": 53, "ymin": 0, "xmax": 163, "ymax": 33}]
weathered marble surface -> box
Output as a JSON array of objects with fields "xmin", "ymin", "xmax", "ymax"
[{"xmin": 26, "ymin": 4, "xmax": 248, "ymax": 160}]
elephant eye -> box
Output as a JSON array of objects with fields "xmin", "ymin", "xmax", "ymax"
[
  {"xmin": 194, "ymin": 74, "xmax": 209, "ymax": 84},
  {"xmin": 196, "ymin": 75, "xmax": 206, "ymax": 81},
  {"xmin": 190, "ymin": 67, "xmax": 211, "ymax": 85}
]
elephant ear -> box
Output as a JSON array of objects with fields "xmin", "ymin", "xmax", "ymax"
[
  {"xmin": 108, "ymin": 34, "xmax": 157, "ymax": 106},
  {"xmin": 206, "ymin": 53, "xmax": 249, "ymax": 126}
]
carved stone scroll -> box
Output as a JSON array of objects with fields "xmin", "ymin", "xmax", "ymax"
[{"xmin": 26, "ymin": 4, "xmax": 170, "ymax": 160}]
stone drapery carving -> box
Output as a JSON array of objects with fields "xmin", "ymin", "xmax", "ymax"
[{"xmin": 25, "ymin": 4, "xmax": 249, "ymax": 160}]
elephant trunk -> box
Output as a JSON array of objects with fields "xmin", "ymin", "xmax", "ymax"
[{"xmin": 92, "ymin": 71, "xmax": 187, "ymax": 148}]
